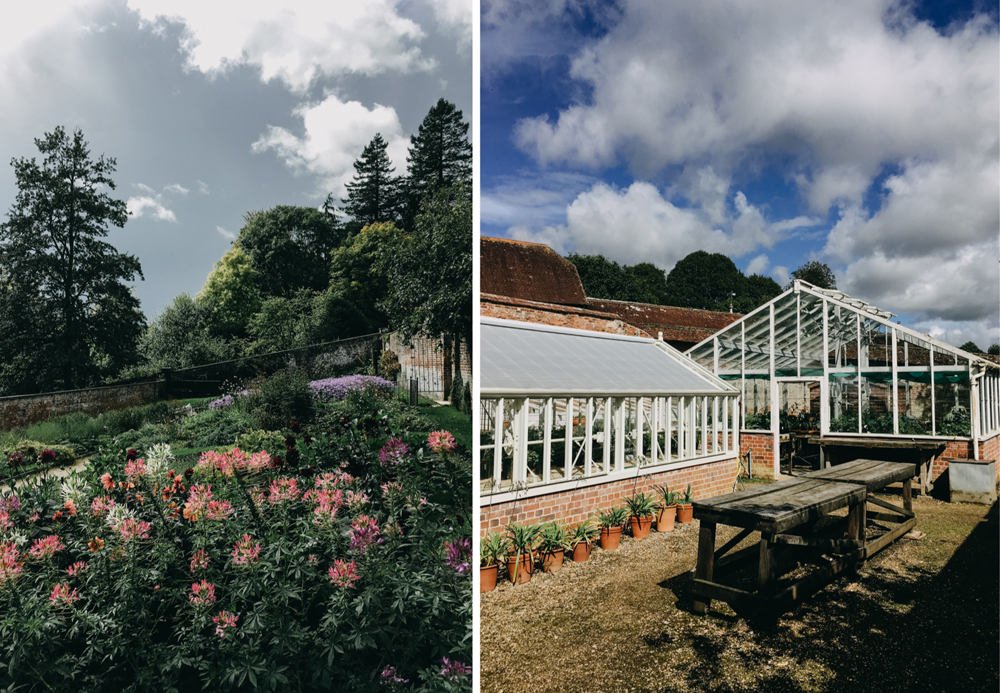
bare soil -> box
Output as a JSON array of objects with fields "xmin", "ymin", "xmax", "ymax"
[{"xmin": 480, "ymin": 489, "xmax": 998, "ymax": 693}]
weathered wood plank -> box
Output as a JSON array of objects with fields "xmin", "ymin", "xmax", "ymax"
[
  {"xmin": 800, "ymin": 459, "xmax": 917, "ymax": 490},
  {"xmin": 770, "ymin": 534, "xmax": 864, "ymax": 551},
  {"xmin": 867, "ymin": 494, "xmax": 914, "ymax": 519},
  {"xmin": 758, "ymin": 533, "xmax": 776, "ymax": 591},
  {"xmin": 693, "ymin": 522, "xmax": 717, "ymax": 615},
  {"xmin": 864, "ymin": 517, "xmax": 916, "ymax": 558},
  {"xmin": 714, "ymin": 527, "xmax": 754, "ymax": 562}
]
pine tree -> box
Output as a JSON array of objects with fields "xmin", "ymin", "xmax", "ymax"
[
  {"xmin": 402, "ymin": 99, "xmax": 472, "ymax": 229},
  {"xmin": 0, "ymin": 127, "xmax": 145, "ymax": 393},
  {"xmin": 342, "ymin": 133, "xmax": 400, "ymax": 227}
]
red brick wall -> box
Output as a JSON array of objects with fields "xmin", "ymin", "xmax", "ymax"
[
  {"xmin": 480, "ymin": 301, "xmax": 647, "ymax": 337},
  {"xmin": 739, "ymin": 431, "xmax": 776, "ymax": 479},
  {"xmin": 480, "ymin": 456, "xmax": 740, "ymax": 534}
]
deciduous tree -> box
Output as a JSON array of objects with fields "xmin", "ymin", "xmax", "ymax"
[
  {"xmin": 0, "ymin": 127, "xmax": 144, "ymax": 393},
  {"xmin": 787, "ymin": 260, "xmax": 837, "ymax": 290}
]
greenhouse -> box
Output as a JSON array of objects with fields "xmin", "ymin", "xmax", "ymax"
[
  {"xmin": 686, "ymin": 280, "xmax": 1000, "ymax": 480},
  {"xmin": 480, "ymin": 317, "xmax": 741, "ymax": 527}
]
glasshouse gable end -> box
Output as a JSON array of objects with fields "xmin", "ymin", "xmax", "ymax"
[
  {"xmin": 480, "ymin": 317, "xmax": 742, "ymax": 532},
  {"xmin": 686, "ymin": 280, "xmax": 1000, "ymax": 489}
]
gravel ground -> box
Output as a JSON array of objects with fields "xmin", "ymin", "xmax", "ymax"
[{"xmin": 480, "ymin": 490, "xmax": 998, "ymax": 693}]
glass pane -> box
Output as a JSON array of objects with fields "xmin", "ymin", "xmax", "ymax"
[
  {"xmin": 829, "ymin": 375, "xmax": 859, "ymax": 432},
  {"xmin": 936, "ymin": 380, "xmax": 972, "ymax": 436},
  {"xmin": 744, "ymin": 377, "xmax": 771, "ymax": 430}
]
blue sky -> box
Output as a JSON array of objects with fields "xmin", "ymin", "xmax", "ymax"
[
  {"xmin": 481, "ymin": 0, "xmax": 999, "ymax": 349},
  {"xmin": 0, "ymin": 0, "xmax": 471, "ymax": 320}
]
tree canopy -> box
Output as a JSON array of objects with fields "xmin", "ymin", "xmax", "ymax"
[
  {"xmin": 141, "ymin": 294, "xmax": 233, "ymax": 370},
  {"xmin": 664, "ymin": 251, "xmax": 782, "ymax": 312},
  {"xmin": 237, "ymin": 206, "xmax": 344, "ymax": 299},
  {"xmin": 565, "ymin": 254, "xmax": 669, "ymax": 304},
  {"xmin": 0, "ymin": 127, "xmax": 144, "ymax": 393},
  {"xmin": 197, "ymin": 245, "xmax": 261, "ymax": 339},
  {"xmin": 787, "ymin": 260, "xmax": 837, "ymax": 290},
  {"xmin": 402, "ymin": 99, "xmax": 472, "ymax": 229},
  {"xmin": 342, "ymin": 133, "xmax": 400, "ymax": 228},
  {"xmin": 329, "ymin": 222, "xmax": 408, "ymax": 330}
]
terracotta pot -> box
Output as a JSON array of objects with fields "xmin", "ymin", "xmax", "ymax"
[
  {"xmin": 571, "ymin": 541, "xmax": 592, "ymax": 562},
  {"xmin": 657, "ymin": 505, "xmax": 677, "ymax": 533},
  {"xmin": 506, "ymin": 552, "xmax": 534, "ymax": 585},
  {"xmin": 480, "ymin": 563, "xmax": 498, "ymax": 593},
  {"xmin": 541, "ymin": 548, "xmax": 565, "ymax": 573},
  {"xmin": 599, "ymin": 526, "xmax": 623, "ymax": 550},
  {"xmin": 629, "ymin": 516, "xmax": 654, "ymax": 540},
  {"xmin": 677, "ymin": 504, "xmax": 694, "ymax": 524}
]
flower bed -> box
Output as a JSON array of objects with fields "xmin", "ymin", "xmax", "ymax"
[{"xmin": 0, "ymin": 389, "xmax": 471, "ymax": 691}]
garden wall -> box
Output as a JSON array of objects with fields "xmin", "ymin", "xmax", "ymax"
[
  {"xmin": 385, "ymin": 334, "xmax": 471, "ymax": 400},
  {"xmin": 740, "ymin": 430, "xmax": 776, "ymax": 478},
  {"xmin": 480, "ymin": 293, "xmax": 647, "ymax": 337},
  {"xmin": 480, "ymin": 456, "xmax": 740, "ymax": 534},
  {"xmin": 0, "ymin": 380, "xmax": 165, "ymax": 430}
]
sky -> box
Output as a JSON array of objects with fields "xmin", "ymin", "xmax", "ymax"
[
  {"xmin": 480, "ymin": 0, "xmax": 1000, "ymax": 350},
  {"xmin": 0, "ymin": 0, "xmax": 471, "ymax": 320}
]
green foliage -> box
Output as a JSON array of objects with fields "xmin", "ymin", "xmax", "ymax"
[
  {"xmin": 565, "ymin": 254, "xmax": 668, "ymax": 304},
  {"xmin": 305, "ymin": 290, "xmax": 372, "ymax": 344},
  {"xmin": 537, "ymin": 521, "xmax": 571, "ymax": 552},
  {"xmin": 829, "ymin": 408, "xmax": 930, "ymax": 435},
  {"xmin": 380, "ymin": 185, "xmax": 472, "ymax": 348},
  {"xmin": 959, "ymin": 341, "xmax": 983, "ymax": 354},
  {"xmin": 941, "ymin": 405, "xmax": 971, "ymax": 437},
  {"xmin": 402, "ymin": 99, "xmax": 472, "ymax": 229},
  {"xmin": 663, "ymin": 251, "xmax": 782, "ymax": 313},
  {"xmin": 237, "ymin": 206, "xmax": 344, "ymax": 299},
  {"xmin": 450, "ymin": 370, "xmax": 465, "ymax": 412},
  {"xmin": 623, "ymin": 491, "xmax": 658, "ymax": 519},
  {"xmin": 329, "ymin": 222, "xmax": 408, "ymax": 329},
  {"xmin": 0, "ymin": 127, "xmax": 144, "ymax": 394},
  {"xmin": 141, "ymin": 293, "xmax": 235, "ymax": 369},
  {"xmin": 989, "ymin": 344, "xmax": 999, "ymax": 356},
  {"xmin": 197, "ymin": 245, "xmax": 262, "ymax": 339},
  {"xmin": 787, "ymin": 260, "xmax": 837, "ymax": 290},
  {"xmin": 570, "ymin": 519, "xmax": 599, "ymax": 546},
  {"xmin": 342, "ymin": 133, "xmax": 402, "ymax": 228},
  {"xmin": 595, "ymin": 505, "xmax": 628, "ymax": 529},
  {"xmin": 250, "ymin": 370, "xmax": 315, "ymax": 431},
  {"xmin": 480, "ymin": 532, "xmax": 509, "ymax": 567},
  {"xmin": 234, "ymin": 429, "xmax": 287, "ymax": 456},
  {"xmin": 11, "ymin": 439, "xmax": 75, "ymax": 466}
]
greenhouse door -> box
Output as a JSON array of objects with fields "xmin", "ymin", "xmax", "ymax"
[{"xmin": 772, "ymin": 377, "xmax": 828, "ymax": 478}]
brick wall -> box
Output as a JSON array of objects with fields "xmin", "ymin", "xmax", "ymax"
[
  {"xmin": 480, "ymin": 456, "xmax": 740, "ymax": 534},
  {"xmin": 481, "ymin": 300, "xmax": 647, "ymax": 337},
  {"xmin": 385, "ymin": 334, "xmax": 471, "ymax": 399},
  {"xmin": 0, "ymin": 381, "xmax": 165, "ymax": 430},
  {"xmin": 739, "ymin": 430, "xmax": 776, "ymax": 478}
]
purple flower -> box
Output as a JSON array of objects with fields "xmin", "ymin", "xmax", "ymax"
[
  {"xmin": 380, "ymin": 666, "xmax": 409, "ymax": 685},
  {"xmin": 440, "ymin": 657, "xmax": 471, "ymax": 680},
  {"xmin": 208, "ymin": 395, "xmax": 233, "ymax": 411},
  {"xmin": 444, "ymin": 538, "xmax": 471, "ymax": 574},
  {"xmin": 307, "ymin": 376, "xmax": 395, "ymax": 403},
  {"xmin": 0, "ymin": 494, "xmax": 20, "ymax": 514},
  {"xmin": 378, "ymin": 438, "xmax": 410, "ymax": 466}
]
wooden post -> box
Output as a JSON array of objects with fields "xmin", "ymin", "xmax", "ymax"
[
  {"xmin": 902, "ymin": 477, "xmax": 912, "ymax": 515},
  {"xmin": 758, "ymin": 532, "xmax": 777, "ymax": 593},
  {"xmin": 693, "ymin": 521, "xmax": 717, "ymax": 614}
]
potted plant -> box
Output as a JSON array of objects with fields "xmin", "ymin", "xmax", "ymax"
[
  {"xmin": 569, "ymin": 519, "xmax": 599, "ymax": 562},
  {"xmin": 653, "ymin": 482, "xmax": 681, "ymax": 533},
  {"xmin": 595, "ymin": 505, "xmax": 628, "ymax": 550},
  {"xmin": 676, "ymin": 483, "xmax": 694, "ymax": 524},
  {"xmin": 505, "ymin": 521, "xmax": 541, "ymax": 585},
  {"xmin": 480, "ymin": 532, "xmax": 508, "ymax": 593},
  {"xmin": 537, "ymin": 521, "xmax": 571, "ymax": 573},
  {"xmin": 623, "ymin": 491, "xmax": 658, "ymax": 540}
]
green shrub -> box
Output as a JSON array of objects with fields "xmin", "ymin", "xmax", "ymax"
[
  {"xmin": 250, "ymin": 369, "xmax": 314, "ymax": 430},
  {"xmin": 12, "ymin": 439, "xmax": 76, "ymax": 466},
  {"xmin": 234, "ymin": 429, "xmax": 287, "ymax": 456},
  {"xmin": 450, "ymin": 371, "xmax": 464, "ymax": 411},
  {"xmin": 101, "ymin": 406, "xmax": 146, "ymax": 436}
]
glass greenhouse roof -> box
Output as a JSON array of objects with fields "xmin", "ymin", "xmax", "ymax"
[{"xmin": 481, "ymin": 317, "xmax": 735, "ymax": 397}]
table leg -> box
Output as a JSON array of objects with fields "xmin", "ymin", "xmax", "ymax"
[
  {"xmin": 758, "ymin": 532, "xmax": 776, "ymax": 594},
  {"xmin": 693, "ymin": 521, "xmax": 717, "ymax": 615},
  {"xmin": 847, "ymin": 500, "xmax": 866, "ymax": 565},
  {"xmin": 902, "ymin": 477, "xmax": 912, "ymax": 515},
  {"xmin": 819, "ymin": 446, "xmax": 826, "ymax": 469}
]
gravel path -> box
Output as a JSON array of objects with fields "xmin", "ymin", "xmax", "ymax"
[{"xmin": 480, "ymin": 491, "xmax": 998, "ymax": 693}]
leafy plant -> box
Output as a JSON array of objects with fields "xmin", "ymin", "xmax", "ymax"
[
  {"xmin": 595, "ymin": 505, "xmax": 628, "ymax": 529},
  {"xmin": 680, "ymin": 483, "xmax": 694, "ymax": 505},
  {"xmin": 653, "ymin": 483, "xmax": 682, "ymax": 508},
  {"xmin": 537, "ymin": 521, "xmax": 571, "ymax": 553},
  {"xmin": 505, "ymin": 520, "xmax": 540, "ymax": 583},
  {"xmin": 480, "ymin": 532, "xmax": 509, "ymax": 567},
  {"xmin": 623, "ymin": 491, "xmax": 658, "ymax": 519},
  {"xmin": 570, "ymin": 518, "xmax": 599, "ymax": 546}
]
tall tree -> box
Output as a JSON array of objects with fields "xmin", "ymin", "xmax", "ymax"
[
  {"xmin": 566, "ymin": 254, "xmax": 669, "ymax": 304},
  {"xmin": 402, "ymin": 99, "xmax": 472, "ymax": 229},
  {"xmin": 342, "ymin": 133, "xmax": 400, "ymax": 228},
  {"xmin": 329, "ymin": 221, "xmax": 408, "ymax": 330},
  {"xmin": 197, "ymin": 245, "xmax": 261, "ymax": 340},
  {"xmin": 787, "ymin": 260, "xmax": 837, "ymax": 290},
  {"xmin": 236, "ymin": 206, "xmax": 344, "ymax": 299},
  {"xmin": 664, "ymin": 251, "xmax": 744, "ymax": 311},
  {"xmin": 0, "ymin": 127, "xmax": 144, "ymax": 393},
  {"xmin": 141, "ymin": 294, "xmax": 234, "ymax": 370}
]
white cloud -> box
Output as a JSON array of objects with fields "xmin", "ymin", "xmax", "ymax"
[
  {"xmin": 128, "ymin": 195, "xmax": 176, "ymax": 222},
  {"xmin": 196, "ymin": 180, "xmax": 209, "ymax": 195},
  {"xmin": 128, "ymin": 0, "xmax": 437, "ymax": 93},
  {"xmin": 746, "ymin": 254, "xmax": 770, "ymax": 276},
  {"xmin": 506, "ymin": 181, "xmax": 817, "ymax": 272},
  {"xmin": 481, "ymin": 171, "xmax": 599, "ymax": 230},
  {"xmin": 216, "ymin": 225, "xmax": 236, "ymax": 241},
  {"xmin": 252, "ymin": 95, "xmax": 408, "ymax": 198},
  {"xmin": 771, "ymin": 266, "xmax": 790, "ymax": 287},
  {"xmin": 164, "ymin": 183, "xmax": 189, "ymax": 195}
]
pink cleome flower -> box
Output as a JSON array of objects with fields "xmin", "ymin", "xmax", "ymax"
[
  {"xmin": 348, "ymin": 515, "xmax": 382, "ymax": 553},
  {"xmin": 124, "ymin": 458, "xmax": 148, "ymax": 480},
  {"xmin": 440, "ymin": 657, "xmax": 472, "ymax": 680},
  {"xmin": 328, "ymin": 559, "xmax": 359, "ymax": 588},
  {"xmin": 28, "ymin": 535, "xmax": 64, "ymax": 561},
  {"xmin": 90, "ymin": 496, "xmax": 116, "ymax": 517},
  {"xmin": 66, "ymin": 561, "xmax": 88, "ymax": 577},
  {"xmin": 0, "ymin": 542, "xmax": 22, "ymax": 584},
  {"xmin": 212, "ymin": 610, "xmax": 239, "ymax": 638},
  {"xmin": 115, "ymin": 518, "xmax": 151, "ymax": 543},
  {"xmin": 0, "ymin": 494, "xmax": 20, "ymax": 514},
  {"xmin": 380, "ymin": 666, "xmax": 409, "ymax": 684},
  {"xmin": 378, "ymin": 438, "xmax": 410, "ymax": 466},
  {"xmin": 190, "ymin": 548, "xmax": 211, "ymax": 573},
  {"xmin": 427, "ymin": 430, "xmax": 456, "ymax": 455},
  {"xmin": 230, "ymin": 534, "xmax": 261, "ymax": 566},
  {"xmin": 49, "ymin": 582, "xmax": 80, "ymax": 607},
  {"xmin": 100, "ymin": 473, "xmax": 114, "ymax": 491},
  {"xmin": 304, "ymin": 488, "xmax": 344, "ymax": 526},
  {"xmin": 380, "ymin": 482, "xmax": 403, "ymax": 499},
  {"xmin": 189, "ymin": 579, "xmax": 217, "ymax": 605},
  {"xmin": 268, "ymin": 477, "xmax": 300, "ymax": 504},
  {"xmin": 183, "ymin": 485, "xmax": 232, "ymax": 523},
  {"xmin": 197, "ymin": 448, "xmax": 272, "ymax": 478},
  {"xmin": 0, "ymin": 511, "xmax": 11, "ymax": 534},
  {"xmin": 314, "ymin": 471, "xmax": 354, "ymax": 490},
  {"xmin": 444, "ymin": 537, "xmax": 472, "ymax": 574}
]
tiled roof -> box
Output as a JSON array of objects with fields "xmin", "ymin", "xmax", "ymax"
[
  {"xmin": 586, "ymin": 298, "xmax": 742, "ymax": 343},
  {"xmin": 480, "ymin": 236, "xmax": 588, "ymax": 306}
]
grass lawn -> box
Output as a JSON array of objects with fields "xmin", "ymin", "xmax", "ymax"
[{"xmin": 481, "ymin": 485, "xmax": 999, "ymax": 693}]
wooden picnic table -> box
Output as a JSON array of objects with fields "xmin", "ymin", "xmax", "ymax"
[
  {"xmin": 807, "ymin": 435, "xmax": 942, "ymax": 495},
  {"xmin": 691, "ymin": 459, "xmax": 918, "ymax": 616}
]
